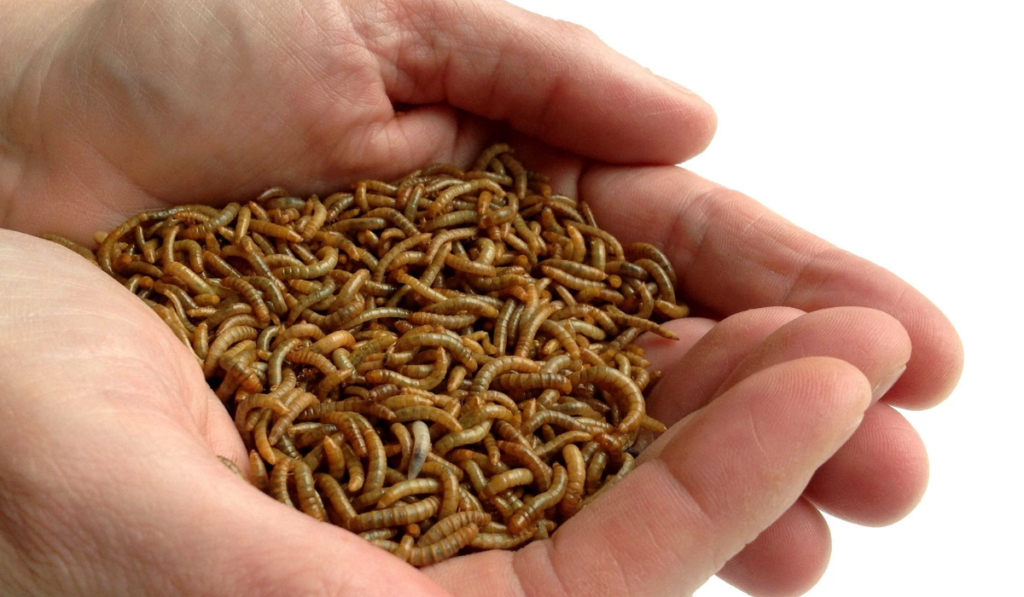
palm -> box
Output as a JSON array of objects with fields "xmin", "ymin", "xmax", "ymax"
[{"xmin": 0, "ymin": 1, "xmax": 962, "ymax": 596}]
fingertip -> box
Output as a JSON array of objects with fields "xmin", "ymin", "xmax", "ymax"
[
  {"xmin": 806, "ymin": 404, "xmax": 930, "ymax": 526},
  {"xmin": 718, "ymin": 498, "xmax": 831, "ymax": 597},
  {"xmin": 886, "ymin": 306, "xmax": 964, "ymax": 410}
]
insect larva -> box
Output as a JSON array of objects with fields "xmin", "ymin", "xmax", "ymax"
[
  {"xmin": 345, "ymin": 496, "xmax": 441, "ymax": 532},
  {"xmin": 341, "ymin": 307, "xmax": 411, "ymax": 330},
  {"xmin": 537, "ymin": 319, "xmax": 582, "ymax": 359},
  {"xmin": 494, "ymin": 372, "xmax": 572, "ymax": 395},
  {"xmin": 407, "ymin": 524, "xmax": 479, "ymax": 567},
  {"xmin": 268, "ymin": 457, "xmax": 296, "ymax": 507},
  {"xmin": 218, "ymin": 455, "xmax": 246, "ymax": 480},
  {"xmin": 408, "ymin": 420, "xmax": 430, "ymax": 480},
  {"xmin": 341, "ymin": 443, "xmax": 365, "ymax": 493},
  {"xmin": 234, "ymin": 394, "xmax": 290, "ymax": 431},
  {"xmin": 391, "ymin": 406, "xmax": 463, "ymax": 434},
  {"xmin": 416, "ymin": 511, "xmax": 491, "ymax": 547},
  {"xmin": 380, "ymin": 394, "xmax": 433, "ymax": 410},
  {"xmin": 495, "ymin": 440, "xmax": 552, "ymax": 493},
  {"xmin": 315, "ymin": 473, "xmax": 357, "ymax": 522},
  {"xmin": 419, "ymin": 296, "xmax": 499, "ymax": 318},
  {"xmin": 508, "ymin": 463, "xmax": 568, "ymax": 534},
  {"xmin": 640, "ymin": 415, "xmax": 668, "ymax": 434},
  {"xmin": 406, "ymin": 312, "xmax": 478, "ymax": 329},
  {"xmin": 320, "ymin": 434, "xmax": 347, "ymax": 479},
  {"xmin": 482, "ymin": 433, "xmax": 501, "ymax": 467},
  {"xmin": 244, "ymin": 218, "xmax": 303, "ymax": 242},
  {"xmin": 202, "ymin": 326, "xmax": 259, "ymax": 378},
  {"xmin": 292, "ymin": 460, "xmax": 327, "ymax": 521},
  {"xmin": 192, "ymin": 322, "xmax": 210, "ymax": 361},
  {"xmin": 443, "ymin": 252, "xmax": 497, "ymax": 277},
  {"xmin": 446, "ymin": 364, "xmax": 468, "ymax": 393},
  {"xmin": 416, "ymin": 462, "xmax": 461, "ymax": 518},
  {"xmin": 604, "ymin": 305, "xmax": 677, "ymax": 340},
  {"xmin": 249, "ymin": 450, "xmax": 269, "ymax": 490},
  {"xmin": 470, "ymin": 356, "xmax": 540, "ymax": 393},
  {"xmin": 269, "ymin": 392, "xmax": 318, "ymax": 445},
  {"xmin": 585, "ymin": 449, "xmax": 608, "ymax": 496},
  {"xmin": 165, "ymin": 261, "xmax": 215, "ymax": 296},
  {"xmin": 394, "ymin": 333, "xmax": 478, "ymax": 372},
  {"xmin": 535, "ymin": 430, "xmax": 593, "ymax": 459},
  {"xmin": 220, "ymin": 277, "xmax": 270, "ymax": 324},
  {"xmin": 471, "ymin": 527, "xmax": 536, "ymax": 550},
  {"xmin": 480, "ymin": 468, "xmax": 535, "ymax": 501},
  {"xmin": 315, "ymin": 368, "xmax": 353, "ymax": 399},
  {"xmin": 458, "ymin": 404, "xmax": 514, "ymax": 429},
  {"xmin": 570, "ymin": 366, "xmax": 646, "ymax": 434},
  {"xmin": 360, "ymin": 424, "xmax": 387, "ymax": 495},
  {"xmin": 286, "ymin": 348, "xmax": 337, "ymax": 378},
  {"xmin": 375, "ymin": 478, "xmax": 441, "ymax": 510},
  {"xmin": 559, "ymin": 444, "xmax": 586, "ymax": 517},
  {"xmin": 372, "ymin": 233, "xmax": 432, "ymax": 281},
  {"xmin": 433, "ymin": 421, "xmax": 492, "ymax": 458}
]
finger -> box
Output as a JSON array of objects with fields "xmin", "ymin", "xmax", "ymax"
[
  {"xmin": 716, "ymin": 498, "xmax": 831, "ymax": 597},
  {"xmin": 713, "ymin": 307, "xmax": 912, "ymax": 403},
  {"xmin": 426, "ymin": 357, "xmax": 871, "ymax": 597},
  {"xmin": 639, "ymin": 307, "xmax": 805, "ymax": 424},
  {"xmin": 359, "ymin": 0, "xmax": 716, "ymax": 164},
  {"xmin": 579, "ymin": 164, "xmax": 964, "ymax": 410},
  {"xmin": 698, "ymin": 307, "xmax": 923, "ymax": 527},
  {"xmin": 806, "ymin": 403, "xmax": 929, "ymax": 526}
]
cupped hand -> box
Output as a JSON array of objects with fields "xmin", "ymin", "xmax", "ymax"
[
  {"xmin": 0, "ymin": 0, "xmax": 713, "ymax": 238},
  {"xmin": 0, "ymin": 0, "xmax": 962, "ymax": 596}
]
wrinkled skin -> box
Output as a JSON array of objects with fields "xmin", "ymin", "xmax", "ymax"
[{"xmin": 0, "ymin": 1, "xmax": 962, "ymax": 596}]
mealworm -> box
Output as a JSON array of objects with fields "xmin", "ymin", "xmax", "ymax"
[
  {"xmin": 480, "ymin": 468, "xmax": 534, "ymax": 501},
  {"xmin": 342, "ymin": 443, "xmax": 365, "ymax": 492},
  {"xmin": 408, "ymin": 523, "xmax": 478, "ymax": 566},
  {"xmin": 408, "ymin": 420, "xmax": 430, "ymax": 480},
  {"xmin": 391, "ymin": 406, "xmax": 463, "ymax": 433},
  {"xmin": 571, "ymin": 366, "xmax": 646, "ymax": 434},
  {"xmin": 361, "ymin": 424, "xmax": 387, "ymax": 495},
  {"xmin": 433, "ymin": 421, "xmax": 492, "ymax": 458},
  {"xmin": 471, "ymin": 527, "xmax": 536, "ymax": 550},
  {"xmin": 560, "ymin": 444, "xmax": 586, "ymax": 517},
  {"xmin": 495, "ymin": 440, "xmax": 552, "ymax": 493},
  {"xmin": 346, "ymin": 496, "xmax": 440, "ymax": 532},
  {"xmin": 508, "ymin": 463, "xmax": 568, "ymax": 533}
]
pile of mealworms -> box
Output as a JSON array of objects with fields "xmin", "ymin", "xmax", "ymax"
[{"xmin": 43, "ymin": 144, "xmax": 687, "ymax": 566}]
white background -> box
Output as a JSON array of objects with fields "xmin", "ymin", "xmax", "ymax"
[{"xmin": 509, "ymin": 1, "xmax": 1023, "ymax": 595}]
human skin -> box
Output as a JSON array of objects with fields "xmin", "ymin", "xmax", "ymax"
[{"xmin": 0, "ymin": 1, "xmax": 962, "ymax": 596}]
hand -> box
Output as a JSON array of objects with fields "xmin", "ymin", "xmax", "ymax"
[
  {"xmin": 0, "ymin": 1, "xmax": 962, "ymax": 597},
  {"xmin": 0, "ymin": 0, "xmax": 714, "ymax": 239}
]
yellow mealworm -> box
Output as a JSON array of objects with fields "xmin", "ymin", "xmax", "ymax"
[
  {"xmin": 417, "ymin": 511, "xmax": 491, "ymax": 547},
  {"xmin": 570, "ymin": 366, "xmax": 646, "ymax": 434},
  {"xmin": 429, "ymin": 412, "xmax": 490, "ymax": 453},
  {"xmin": 495, "ymin": 440, "xmax": 552, "ymax": 493},
  {"xmin": 408, "ymin": 524, "xmax": 478, "ymax": 566},
  {"xmin": 345, "ymin": 496, "xmax": 441, "ymax": 532},
  {"xmin": 408, "ymin": 420, "xmax": 430, "ymax": 480},
  {"xmin": 480, "ymin": 468, "xmax": 534, "ymax": 501},
  {"xmin": 508, "ymin": 463, "xmax": 568, "ymax": 533},
  {"xmin": 315, "ymin": 473, "xmax": 357, "ymax": 522}
]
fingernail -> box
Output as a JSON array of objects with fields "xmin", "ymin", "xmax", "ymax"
[{"xmin": 872, "ymin": 365, "xmax": 907, "ymax": 402}]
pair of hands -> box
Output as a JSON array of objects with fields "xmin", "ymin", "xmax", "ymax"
[{"xmin": 0, "ymin": 0, "xmax": 963, "ymax": 596}]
